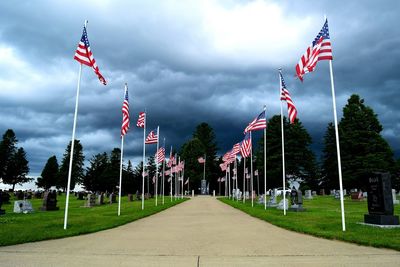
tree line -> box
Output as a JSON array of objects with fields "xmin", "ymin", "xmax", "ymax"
[{"xmin": 1, "ymin": 93, "xmax": 399, "ymax": 193}]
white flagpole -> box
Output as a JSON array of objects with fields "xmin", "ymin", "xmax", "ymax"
[
  {"xmin": 170, "ymin": 146, "xmax": 173, "ymax": 202},
  {"xmin": 63, "ymin": 36, "xmax": 85, "ymax": 229},
  {"xmin": 175, "ymin": 153, "xmax": 178, "ymax": 200},
  {"xmin": 280, "ymin": 94, "xmax": 287, "ymax": 216},
  {"xmin": 264, "ymin": 129, "xmax": 267, "ymax": 210},
  {"xmin": 243, "ymin": 158, "xmax": 246, "ymax": 203},
  {"xmin": 250, "ymin": 132, "xmax": 254, "ymax": 207},
  {"xmin": 329, "ymin": 59, "xmax": 346, "ymax": 231},
  {"xmin": 155, "ymin": 126, "xmax": 159, "ymax": 206},
  {"xmin": 141, "ymin": 111, "xmax": 146, "ymax": 210},
  {"xmin": 118, "ymin": 136, "xmax": 124, "ymax": 216},
  {"xmin": 118, "ymin": 83, "xmax": 128, "ymax": 216},
  {"xmin": 203, "ymin": 154, "xmax": 206, "ymax": 180},
  {"xmin": 162, "ymin": 138, "xmax": 166, "ymax": 205},
  {"xmin": 225, "ymin": 169, "xmax": 227, "ymax": 196},
  {"xmin": 234, "ymin": 157, "xmax": 238, "ymax": 201},
  {"xmin": 181, "ymin": 162, "xmax": 184, "ymax": 199},
  {"xmin": 228, "ymin": 163, "xmax": 231, "ymax": 199}
]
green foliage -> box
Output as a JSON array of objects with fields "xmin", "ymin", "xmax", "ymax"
[
  {"xmin": 220, "ymin": 196, "xmax": 400, "ymax": 251},
  {"xmin": 255, "ymin": 115, "xmax": 318, "ymax": 190},
  {"xmin": 322, "ymin": 94, "xmax": 396, "ymax": 190},
  {"xmin": 0, "ymin": 129, "xmax": 18, "ymax": 181},
  {"xmin": 0, "ymin": 195, "xmax": 187, "ymax": 246},
  {"xmin": 191, "ymin": 122, "xmax": 219, "ymax": 191},
  {"xmin": 56, "ymin": 140, "xmax": 84, "ymax": 191},
  {"xmin": 0, "ymin": 130, "xmax": 31, "ymax": 190},
  {"xmin": 180, "ymin": 138, "xmax": 205, "ymax": 190},
  {"xmin": 36, "ymin": 155, "xmax": 59, "ymax": 190},
  {"xmin": 83, "ymin": 152, "xmax": 109, "ymax": 192},
  {"xmin": 179, "ymin": 123, "xmax": 219, "ymax": 193}
]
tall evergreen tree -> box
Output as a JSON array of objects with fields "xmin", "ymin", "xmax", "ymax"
[
  {"xmin": 0, "ymin": 129, "xmax": 18, "ymax": 181},
  {"xmin": 82, "ymin": 152, "xmax": 108, "ymax": 192},
  {"xmin": 180, "ymin": 138, "xmax": 205, "ymax": 193},
  {"xmin": 121, "ymin": 160, "xmax": 136, "ymax": 195},
  {"xmin": 57, "ymin": 140, "xmax": 84, "ymax": 191},
  {"xmin": 36, "ymin": 155, "xmax": 59, "ymax": 190},
  {"xmin": 255, "ymin": 115, "xmax": 318, "ymax": 190},
  {"xmin": 338, "ymin": 94, "xmax": 395, "ymax": 190},
  {"xmin": 192, "ymin": 122, "xmax": 219, "ymax": 192},
  {"xmin": 3, "ymin": 147, "xmax": 31, "ymax": 190}
]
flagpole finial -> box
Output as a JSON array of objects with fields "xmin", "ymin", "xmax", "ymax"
[
  {"xmin": 263, "ymin": 105, "xmax": 267, "ymax": 110},
  {"xmin": 324, "ymin": 14, "xmax": 327, "ymax": 21}
]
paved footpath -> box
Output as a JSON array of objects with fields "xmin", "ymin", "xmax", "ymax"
[{"xmin": 1, "ymin": 196, "xmax": 399, "ymax": 266}]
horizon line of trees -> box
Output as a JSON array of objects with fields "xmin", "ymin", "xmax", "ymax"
[{"xmin": 1, "ymin": 93, "xmax": 399, "ymax": 193}]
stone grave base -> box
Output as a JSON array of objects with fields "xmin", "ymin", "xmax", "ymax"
[
  {"xmin": 357, "ymin": 222, "xmax": 400, "ymax": 228},
  {"xmin": 289, "ymin": 204, "xmax": 306, "ymax": 212},
  {"xmin": 364, "ymin": 214, "xmax": 399, "ymax": 225}
]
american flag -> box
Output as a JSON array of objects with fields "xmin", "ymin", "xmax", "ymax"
[
  {"xmin": 219, "ymin": 163, "xmax": 227, "ymax": 171},
  {"xmin": 231, "ymin": 143, "xmax": 240, "ymax": 156},
  {"xmin": 156, "ymin": 147, "xmax": 165, "ymax": 163},
  {"xmin": 74, "ymin": 25, "xmax": 106, "ymax": 85},
  {"xmin": 143, "ymin": 171, "xmax": 148, "ymax": 177},
  {"xmin": 240, "ymin": 132, "xmax": 252, "ymax": 158},
  {"xmin": 121, "ymin": 85, "xmax": 130, "ymax": 137},
  {"xmin": 184, "ymin": 178, "xmax": 189, "ymax": 185},
  {"xmin": 168, "ymin": 147, "xmax": 174, "ymax": 167},
  {"xmin": 295, "ymin": 19, "xmax": 333, "ymax": 81},
  {"xmin": 152, "ymin": 176, "xmax": 156, "ymax": 184},
  {"xmin": 145, "ymin": 129, "xmax": 158, "ymax": 144},
  {"xmin": 136, "ymin": 112, "xmax": 145, "ymax": 128},
  {"xmin": 198, "ymin": 157, "xmax": 205, "ymax": 164},
  {"xmin": 165, "ymin": 169, "xmax": 171, "ymax": 176},
  {"xmin": 244, "ymin": 109, "xmax": 267, "ymax": 133},
  {"xmin": 280, "ymin": 71, "xmax": 297, "ymax": 124}
]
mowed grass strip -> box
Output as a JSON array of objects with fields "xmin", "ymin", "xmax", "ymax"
[
  {"xmin": 0, "ymin": 195, "xmax": 187, "ymax": 246},
  {"xmin": 219, "ymin": 195, "xmax": 400, "ymax": 251}
]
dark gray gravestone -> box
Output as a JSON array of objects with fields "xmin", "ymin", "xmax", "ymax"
[
  {"xmin": 77, "ymin": 192, "xmax": 85, "ymax": 200},
  {"xmin": 364, "ymin": 172, "xmax": 399, "ymax": 225},
  {"xmin": 41, "ymin": 191, "xmax": 60, "ymax": 211},
  {"xmin": 96, "ymin": 193, "xmax": 104, "ymax": 205},
  {"xmin": 0, "ymin": 191, "xmax": 5, "ymax": 215},
  {"xmin": 127, "ymin": 194, "xmax": 133, "ymax": 202}
]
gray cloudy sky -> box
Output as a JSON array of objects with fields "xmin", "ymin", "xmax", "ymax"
[{"xmin": 0, "ymin": 0, "xmax": 399, "ymax": 178}]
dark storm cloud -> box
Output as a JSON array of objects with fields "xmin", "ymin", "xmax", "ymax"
[{"xmin": 0, "ymin": 0, "xmax": 399, "ymax": 180}]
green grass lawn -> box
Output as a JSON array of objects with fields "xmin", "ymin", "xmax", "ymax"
[
  {"xmin": 219, "ymin": 195, "xmax": 400, "ymax": 251},
  {"xmin": 0, "ymin": 194, "xmax": 187, "ymax": 247}
]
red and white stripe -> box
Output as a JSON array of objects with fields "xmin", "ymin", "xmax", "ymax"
[
  {"xmin": 73, "ymin": 26, "xmax": 106, "ymax": 85},
  {"xmin": 121, "ymin": 86, "xmax": 130, "ymax": 136},
  {"xmin": 136, "ymin": 112, "xmax": 145, "ymax": 128},
  {"xmin": 145, "ymin": 129, "xmax": 158, "ymax": 144},
  {"xmin": 156, "ymin": 147, "xmax": 165, "ymax": 163},
  {"xmin": 280, "ymin": 72, "xmax": 297, "ymax": 124}
]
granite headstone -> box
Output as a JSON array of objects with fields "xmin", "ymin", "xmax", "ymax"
[
  {"xmin": 41, "ymin": 191, "xmax": 59, "ymax": 211},
  {"xmin": 364, "ymin": 172, "xmax": 399, "ymax": 225}
]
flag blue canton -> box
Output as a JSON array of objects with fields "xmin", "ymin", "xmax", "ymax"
[{"xmin": 312, "ymin": 20, "xmax": 330, "ymax": 46}]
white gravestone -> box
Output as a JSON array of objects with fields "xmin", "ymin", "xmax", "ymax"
[
  {"xmin": 392, "ymin": 189, "xmax": 399, "ymax": 205},
  {"xmin": 277, "ymin": 199, "xmax": 289, "ymax": 210},
  {"xmin": 13, "ymin": 200, "xmax": 34, "ymax": 213},
  {"xmin": 304, "ymin": 190, "xmax": 313, "ymax": 199}
]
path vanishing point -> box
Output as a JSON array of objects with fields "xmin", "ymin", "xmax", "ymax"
[{"xmin": 0, "ymin": 196, "xmax": 399, "ymax": 266}]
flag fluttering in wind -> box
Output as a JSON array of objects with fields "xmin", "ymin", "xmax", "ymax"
[
  {"xmin": 219, "ymin": 163, "xmax": 227, "ymax": 171},
  {"xmin": 145, "ymin": 129, "xmax": 158, "ymax": 144},
  {"xmin": 136, "ymin": 112, "xmax": 145, "ymax": 128},
  {"xmin": 198, "ymin": 157, "xmax": 205, "ymax": 164},
  {"xmin": 244, "ymin": 110, "xmax": 267, "ymax": 133},
  {"xmin": 156, "ymin": 147, "xmax": 165, "ymax": 163},
  {"xmin": 240, "ymin": 133, "xmax": 252, "ymax": 158},
  {"xmin": 121, "ymin": 86, "xmax": 130, "ymax": 136},
  {"xmin": 231, "ymin": 143, "xmax": 240, "ymax": 156},
  {"xmin": 165, "ymin": 170, "xmax": 171, "ymax": 176},
  {"xmin": 184, "ymin": 178, "xmax": 189, "ymax": 185},
  {"xmin": 295, "ymin": 19, "xmax": 333, "ymax": 81},
  {"xmin": 74, "ymin": 26, "xmax": 106, "ymax": 85},
  {"xmin": 280, "ymin": 71, "xmax": 297, "ymax": 124}
]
